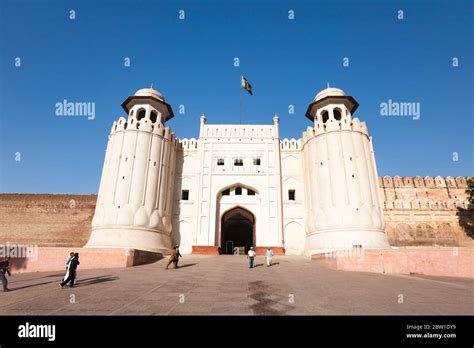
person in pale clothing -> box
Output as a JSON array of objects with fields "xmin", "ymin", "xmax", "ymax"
[
  {"xmin": 60, "ymin": 253, "xmax": 80, "ymax": 288},
  {"xmin": 63, "ymin": 252, "xmax": 74, "ymax": 282},
  {"xmin": 65, "ymin": 252, "xmax": 74, "ymax": 269},
  {"xmin": 265, "ymin": 248, "xmax": 274, "ymax": 267},
  {"xmin": 247, "ymin": 247, "xmax": 256, "ymax": 268}
]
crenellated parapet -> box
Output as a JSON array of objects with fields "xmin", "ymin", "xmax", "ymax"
[
  {"xmin": 379, "ymin": 176, "xmax": 470, "ymax": 189},
  {"xmin": 379, "ymin": 176, "xmax": 472, "ymax": 211},
  {"xmin": 179, "ymin": 138, "xmax": 199, "ymax": 150},
  {"xmin": 301, "ymin": 117, "xmax": 369, "ymax": 145},
  {"xmin": 109, "ymin": 116, "xmax": 176, "ymax": 138},
  {"xmin": 201, "ymin": 124, "xmax": 277, "ymax": 139},
  {"xmin": 382, "ymin": 176, "xmax": 473, "ymax": 246},
  {"xmin": 280, "ymin": 138, "xmax": 302, "ymax": 150}
]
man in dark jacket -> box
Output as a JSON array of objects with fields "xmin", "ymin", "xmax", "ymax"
[
  {"xmin": 165, "ymin": 246, "xmax": 182, "ymax": 269},
  {"xmin": 60, "ymin": 253, "xmax": 80, "ymax": 288},
  {"xmin": 0, "ymin": 257, "xmax": 11, "ymax": 292},
  {"xmin": 175, "ymin": 246, "xmax": 182, "ymax": 268}
]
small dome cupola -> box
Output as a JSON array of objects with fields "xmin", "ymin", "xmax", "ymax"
[
  {"xmin": 134, "ymin": 87, "xmax": 165, "ymax": 101},
  {"xmin": 314, "ymin": 87, "xmax": 346, "ymax": 101},
  {"xmin": 305, "ymin": 85, "xmax": 359, "ymax": 125},
  {"xmin": 121, "ymin": 86, "xmax": 174, "ymax": 124}
]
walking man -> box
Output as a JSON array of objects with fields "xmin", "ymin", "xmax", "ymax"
[
  {"xmin": 63, "ymin": 251, "xmax": 74, "ymax": 282},
  {"xmin": 265, "ymin": 248, "xmax": 274, "ymax": 267},
  {"xmin": 247, "ymin": 247, "xmax": 256, "ymax": 268},
  {"xmin": 65, "ymin": 252, "xmax": 74, "ymax": 270},
  {"xmin": 175, "ymin": 245, "xmax": 182, "ymax": 268},
  {"xmin": 166, "ymin": 246, "xmax": 180, "ymax": 269},
  {"xmin": 0, "ymin": 257, "xmax": 11, "ymax": 292},
  {"xmin": 60, "ymin": 253, "xmax": 80, "ymax": 288}
]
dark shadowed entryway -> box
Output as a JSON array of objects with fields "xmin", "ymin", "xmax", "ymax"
[{"xmin": 220, "ymin": 207, "xmax": 255, "ymax": 254}]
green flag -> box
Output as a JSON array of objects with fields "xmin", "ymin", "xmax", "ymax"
[{"xmin": 240, "ymin": 76, "xmax": 253, "ymax": 95}]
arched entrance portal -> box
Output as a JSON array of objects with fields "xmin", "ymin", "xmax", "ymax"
[{"xmin": 220, "ymin": 207, "xmax": 255, "ymax": 254}]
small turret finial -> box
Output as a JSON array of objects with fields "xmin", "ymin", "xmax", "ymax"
[
  {"xmin": 273, "ymin": 114, "xmax": 280, "ymax": 124},
  {"xmin": 327, "ymin": 82, "xmax": 330, "ymax": 88},
  {"xmin": 150, "ymin": 83, "xmax": 154, "ymax": 89}
]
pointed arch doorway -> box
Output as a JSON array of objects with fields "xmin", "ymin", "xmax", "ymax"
[{"xmin": 220, "ymin": 206, "xmax": 255, "ymax": 255}]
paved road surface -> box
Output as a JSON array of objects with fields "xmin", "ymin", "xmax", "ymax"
[{"xmin": 0, "ymin": 255, "xmax": 472, "ymax": 315}]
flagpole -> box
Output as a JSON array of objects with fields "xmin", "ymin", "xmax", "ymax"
[{"xmin": 240, "ymin": 81, "xmax": 243, "ymax": 125}]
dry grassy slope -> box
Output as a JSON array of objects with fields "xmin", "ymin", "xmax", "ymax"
[{"xmin": 0, "ymin": 194, "xmax": 96, "ymax": 247}]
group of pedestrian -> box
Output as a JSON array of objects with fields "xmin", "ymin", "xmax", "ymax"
[
  {"xmin": 247, "ymin": 247, "xmax": 274, "ymax": 268},
  {"xmin": 2, "ymin": 245, "xmax": 272, "ymax": 293},
  {"xmin": 59, "ymin": 252, "xmax": 80, "ymax": 288},
  {"xmin": 2, "ymin": 251, "xmax": 81, "ymax": 292},
  {"xmin": 165, "ymin": 245, "xmax": 275, "ymax": 270},
  {"xmin": 0, "ymin": 257, "xmax": 11, "ymax": 292}
]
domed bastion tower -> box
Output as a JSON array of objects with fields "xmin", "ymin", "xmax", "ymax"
[
  {"xmin": 85, "ymin": 85, "xmax": 390, "ymax": 256},
  {"xmin": 302, "ymin": 87, "xmax": 390, "ymax": 254},
  {"xmin": 85, "ymin": 88, "xmax": 178, "ymax": 253}
]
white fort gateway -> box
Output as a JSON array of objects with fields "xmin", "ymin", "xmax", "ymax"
[{"xmin": 85, "ymin": 86, "xmax": 390, "ymax": 256}]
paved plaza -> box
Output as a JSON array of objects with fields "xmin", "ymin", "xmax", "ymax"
[{"xmin": 0, "ymin": 255, "xmax": 472, "ymax": 315}]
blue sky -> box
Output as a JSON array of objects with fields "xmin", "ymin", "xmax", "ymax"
[{"xmin": 0, "ymin": 0, "xmax": 472, "ymax": 193}]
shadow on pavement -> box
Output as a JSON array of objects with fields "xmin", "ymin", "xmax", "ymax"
[
  {"xmin": 177, "ymin": 263, "xmax": 197, "ymax": 269},
  {"xmin": 43, "ymin": 273, "xmax": 67, "ymax": 278},
  {"xmin": 10, "ymin": 280, "xmax": 58, "ymax": 291},
  {"xmin": 74, "ymin": 275, "xmax": 119, "ymax": 287}
]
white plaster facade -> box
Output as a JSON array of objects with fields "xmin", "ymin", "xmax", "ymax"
[{"xmin": 86, "ymin": 86, "xmax": 390, "ymax": 256}]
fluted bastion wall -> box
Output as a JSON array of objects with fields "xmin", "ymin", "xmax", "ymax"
[{"xmin": 301, "ymin": 117, "xmax": 388, "ymax": 253}]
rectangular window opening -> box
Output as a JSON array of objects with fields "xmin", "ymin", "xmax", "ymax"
[
  {"xmin": 182, "ymin": 190, "xmax": 189, "ymax": 200},
  {"xmin": 288, "ymin": 190, "xmax": 296, "ymax": 201}
]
